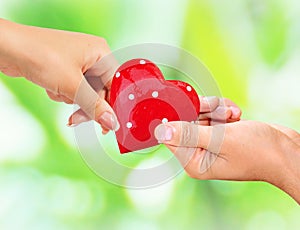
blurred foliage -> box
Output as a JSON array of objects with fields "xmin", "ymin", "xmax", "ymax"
[
  {"xmin": 247, "ymin": 0, "xmax": 290, "ymax": 66},
  {"xmin": 182, "ymin": 0, "xmax": 249, "ymax": 106},
  {"xmin": 0, "ymin": 0, "xmax": 299, "ymax": 229}
]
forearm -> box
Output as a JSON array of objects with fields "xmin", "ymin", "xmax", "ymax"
[
  {"xmin": 0, "ymin": 19, "xmax": 22, "ymax": 72},
  {"xmin": 0, "ymin": 19, "xmax": 37, "ymax": 77},
  {"xmin": 0, "ymin": 19, "xmax": 18, "ymax": 63},
  {"xmin": 275, "ymin": 141, "xmax": 300, "ymax": 204}
]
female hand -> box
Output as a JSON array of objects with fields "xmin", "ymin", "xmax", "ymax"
[
  {"xmin": 154, "ymin": 120, "xmax": 300, "ymax": 203},
  {"xmin": 0, "ymin": 19, "xmax": 119, "ymax": 133}
]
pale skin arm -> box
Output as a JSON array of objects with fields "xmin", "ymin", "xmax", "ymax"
[
  {"xmin": 0, "ymin": 18, "xmax": 119, "ymax": 133},
  {"xmin": 154, "ymin": 120, "xmax": 300, "ymax": 204}
]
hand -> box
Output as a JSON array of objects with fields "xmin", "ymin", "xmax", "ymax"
[
  {"xmin": 0, "ymin": 19, "xmax": 119, "ymax": 133},
  {"xmin": 154, "ymin": 120, "xmax": 300, "ymax": 203}
]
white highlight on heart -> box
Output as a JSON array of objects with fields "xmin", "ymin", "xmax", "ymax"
[
  {"xmin": 128, "ymin": 94, "xmax": 135, "ymax": 100},
  {"xmin": 162, "ymin": 118, "xmax": 168, "ymax": 123},
  {"xmin": 152, "ymin": 91, "xmax": 159, "ymax": 98},
  {"xmin": 116, "ymin": 72, "xmax": 121, "ymax": 78},
  {"xmin": 140, "ymin": 60, "xmax": 146, "ymax": 65},
  {"xmin": 186, "ymin": 85, "xmax": 192, "ymax": 92},
  {"xmin": 126, "ymin": 122, "xmax": 133, "ymax": 129}
]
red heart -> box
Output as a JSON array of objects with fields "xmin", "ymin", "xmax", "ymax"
[{"xmin": 110, "ymin": 59, "xmax": 200, "ymax": 154}]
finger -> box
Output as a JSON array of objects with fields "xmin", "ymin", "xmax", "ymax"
[
  {"xmin": 72, "ymin": 75, "xmax": 120, "ymax": 131},
  {"xmin": 70, "ymin": 54, "xmax": 118, "ymax": 130},
  {"xmin": 222, "ymin": 98, "xmax": 239, "ymax": 107},
  {"xmin": 46, "ymin": 90, "xmax": 74, "ymax": 104},
  {"xmin": 221, "ymin": 98, "xmax": 241, "ymax": 120},
  {"xmin": 68, "ymin": 89, "xmax": 107, "ymax": 126},
  {"xmin": 84, "ymin": 53, "xmax": 119, "ymax": 91},
  {"xmin": 199, "ymin": 96, "xmax": 219, "ymax": 113},
  {"xmin": 46, "ymin": 90, "xmax": 63, "ymax": 102},
  {"xmin": 67, "ymin": 109, "xmax": 91, "ymax": 127},
  {"xmin": 229, "ymin": 105, "xmax": 242, "ymax": 120},
  {"xmin": 61, "ymin": 95, "xmax": 73, "ymax": 104},
  {"xmin": 155, "ymin": 121, "xmax": 210, "ymax": 148},
  {"xmin": 102, "ymin": 128, "xmax": 110, "ymax": 135},
  {"xmin": 199, "ymin": 97, "xmax": 242, "ymax": 122},
  {"xmin": 154, "ymin": 121, "xmax": 226, "ymax": 154},
  {"xmin": 194, "ymin": 120, "xmax": 210, "ymax": 126},
  {"xmin": 199, "ymin": 106, "xmax": 232, "ymax": 122}
]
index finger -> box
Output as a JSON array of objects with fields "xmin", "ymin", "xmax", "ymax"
[{"xmin": 84, "ymin": 53, "xmax": 119, "ymax": 92}]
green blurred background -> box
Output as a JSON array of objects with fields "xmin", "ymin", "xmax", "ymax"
[{"xmin": 0, "ymin": 0, "xmax": 299, "ymax": 229}]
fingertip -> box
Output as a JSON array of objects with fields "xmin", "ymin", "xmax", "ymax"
[
  {"xmin": 68, "ymin": 109, "xmax": 91, "ymax": 127},
  {"xmin": 154, "ymin": 123, "xmax": 176, "ymax": 143},
  {"xmin": 230, "ymin": 106, "xmax": 241, "ymax": 119},
  {"xmin": 102, "ymin": 128, "xmax": 110, "ymax": 135},
  {"xmin": 213, "ymin": 106, "xmax": 232, "ymax": 122},
  {"xmin": 199, "ymin": 96, "xmax": 219, "ymax": 113},
  {"xmin": 97, "ymin": 111, "xmax": 120, "ymax": 131}
]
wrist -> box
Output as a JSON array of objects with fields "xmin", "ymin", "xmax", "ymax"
[
  {"xmin": 0, "ymin": 19, "xmax": 11, "ymax": 63},
  {"xmin": 0, "ymin": 19, "xmax": 33, "ymax": 76},
  {"xmin": 0, "ymin": 19, "xmax": 21, "ymax": 64}
]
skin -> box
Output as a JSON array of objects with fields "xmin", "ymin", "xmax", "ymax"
[
  {"xmin": 1, "ymin": 19, "xmax": 299, "ymax": 203},
  {"xmin": 155, "ymin": 119, "xmax": 300, "ymax": 203},
  {"xmin": 0, "ymin": 18, "xmax": 119, "ymax": 133}
]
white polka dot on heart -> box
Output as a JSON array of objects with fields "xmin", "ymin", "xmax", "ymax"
[
  {"xmin": 115, "ymin": 72, "xmax": 120, "ymax": 78},
  {"xmin": 128, "ymin": 94, "xmax": 135, "ymax": 100},
  {"xmin": 126, "ymin": 122, "xmax": 133, "ymax": 129},
  {"xmin": 186, "ymin": 86, "xmax": 192, "ymax": 92},
  {"xmin": 162, "ymin": 118, "xmax": 168, "ymax": 123},
  {"xmin": 139, "ymin": 60, "xmax": 146, "ymax": 65},
  {"xmin": 152, "ymin": 91, "xmax": 158, "ymax": 98}
]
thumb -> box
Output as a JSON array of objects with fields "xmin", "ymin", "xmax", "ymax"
[
  {"xmin": 72, "ymin": 76, "xmax": 119, "ymax": 131},
  {"xmin": 154, "ymin": 121, "xmax": 225, "ymax": 154}
]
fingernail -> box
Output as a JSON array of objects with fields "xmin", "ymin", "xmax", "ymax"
[
  {"xmin": 230, "ymin": 106, "xmax": 240, "ymax": 118},
  {"xmin": 154, "ymin": 125, "xmax": 174, "ymax": 143},
  {"xmin": 98, "ymin": 112, "xmax": 120, "ymax": 131},
  {"xmin": 67, "ymin": 114, "xmax": 90, "ymax": 127},
  {"xmin": 67, "ymin": 123, "xmax": 78, "ymax": 127}
]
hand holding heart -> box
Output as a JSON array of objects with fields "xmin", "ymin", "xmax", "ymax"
[{"xmin": 0, "ymin": 19, "xmax": 119, "ymax": 133}]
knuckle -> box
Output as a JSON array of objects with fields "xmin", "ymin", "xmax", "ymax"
[
  {"xmin": 99, "ymin": 37, "xmax": 108, "ymax": 47},
  {"xmin": 180, "ymin": 124, "xmax": 191, "ymax": 145},
  {"xmin": 179, "ymin": 123, "xmax": 198, "ymax": 146},
  {"xmin": 93, "ymin": 37, "xmax": 109, "ymax": 50},
  {"xmin": 185, "ymin": 168, "xmax": 199, "ymax": 179},
  {"xmin": 48, "ymin": 94, "xmax": 56, "ymax": 101},
  {"xmin": 64, "ymin": 79, "xmax": 79, "ymax": 97},
  {"xmin": 64, "ymin": 98, "xmax": 73, "ymax": 104}
]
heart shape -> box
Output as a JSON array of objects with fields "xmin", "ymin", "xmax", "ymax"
[{"xmin": 110, "ymin": 59, "xmax": 200, "ymax": 153}]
